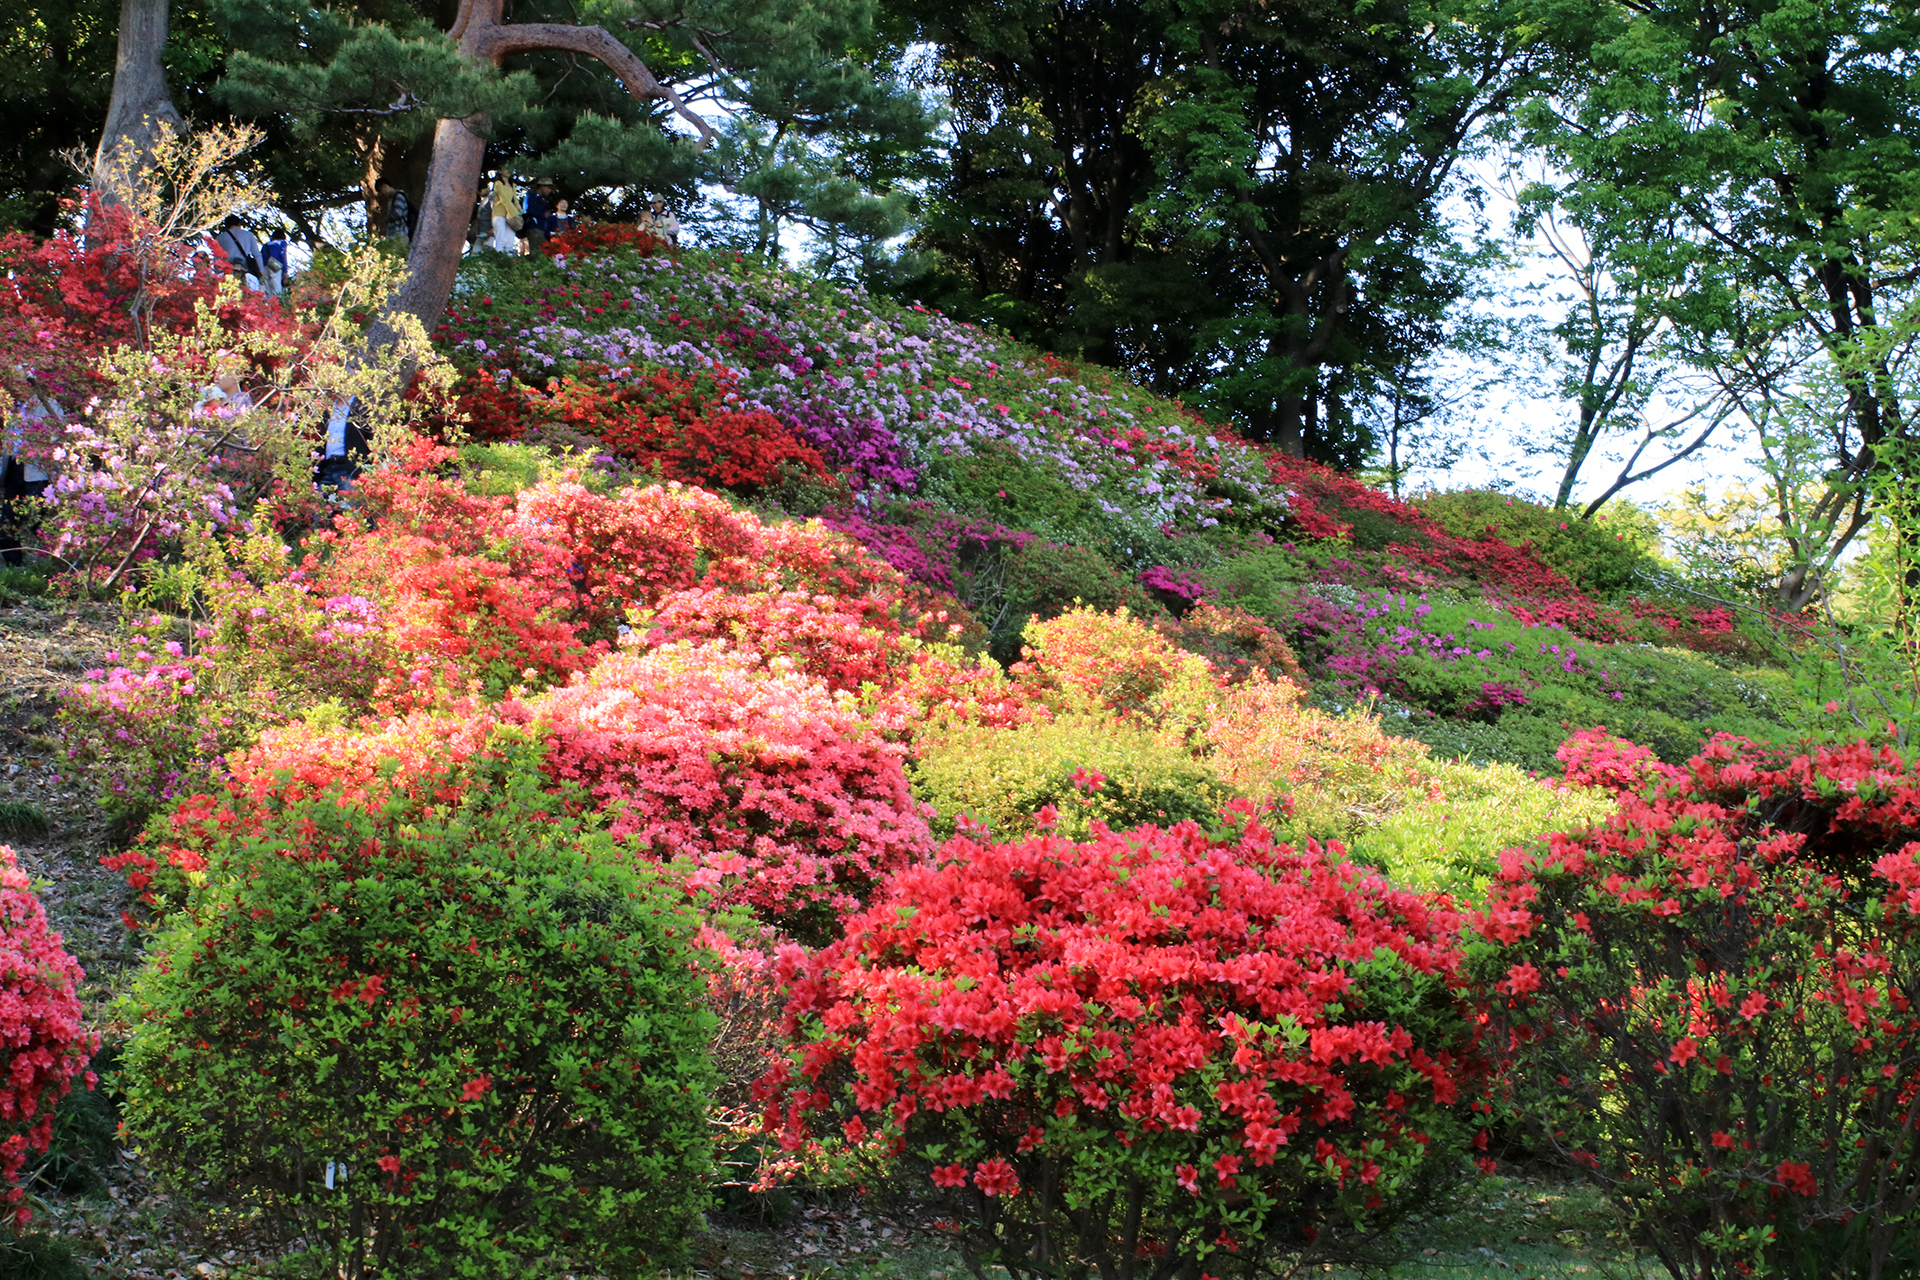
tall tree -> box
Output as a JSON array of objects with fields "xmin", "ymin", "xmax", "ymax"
[
  {"xmin": 90, "ymin": 0, "xmax": 184, "ymax": 202},
  {"xmin": 1523, "ymin": 0, "xmax": 1920, "ymax": 607},
  {"xmin": 898, "ymin": 0, "xmax": 1542, "ymax": 457},
  {"xmin": 211, "ymin": 0, "xmax": 932, "ymax": 335}
]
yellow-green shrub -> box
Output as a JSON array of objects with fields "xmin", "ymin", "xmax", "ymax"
[
  {"xmin": 1344, "ymin": 756, "xmax": 1613, "ymax": 892},
  {"xmin": 1206, "ymin": 675, "xmax": 1430, "ymax": 842},
  {"xmin": 1012, "ymin": 606, "xmax": 1220, "ymax": 742},
  {"xmin": 910, "ymin": 711, "xmax": 1235, "ymax": 841}
]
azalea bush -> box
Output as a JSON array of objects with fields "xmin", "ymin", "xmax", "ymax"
[
  {"xmin": 760, "ymin": 811, "xmax": 1486, "ymax": 1278},
  {"xmin": 1474, "ymin": 729, "xmax": 1920, "ymax": 1279},
  {"xmin": 0, "ymin": 846, "xmax": 98, "ymax": 1228},
  {"xmin": 119, "ymin": 748, "xmax": 714, "ymax": 1280},
  {"xmin": 512, "ymin": 642, "xmax": 931, "ymax": 939}
]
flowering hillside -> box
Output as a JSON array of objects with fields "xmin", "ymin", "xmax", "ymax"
[
  {"xmin": 3, "ymin": 214, "xmax": 1905, "ymax": 1280},
  {"xmin": 432, "ymin": 234, "xmax": 1800, "ymax": 773}
]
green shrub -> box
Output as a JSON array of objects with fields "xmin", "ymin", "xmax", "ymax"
[
  {"xmin": 1416, "ymin": 491, "xmax": 1658, "ymax": 596},
  {"xmin": 119, "ymin": 747, "xmax": 715, "ymax": 1280},
  {"xmin": 0, "ymin": 563, "xmax": 52, "ymax": 605},
  {"xmin": 0, "ymin": 801, "xmax": 49, "ymax": 840},
  {"xmin": 0, "ymin": 1232, "xmax": 86, "ymax": 1280},
  {"xmin": 1344, "ymin": 756, "xmax": 1614, "ymax": 892},
  {"xmin": 457, "ymin": 441, "xmax": 551, "ymax": 495},
  {"xmin": 910, "ymin": 712, "xmax": 1234, "ymax": 841}
]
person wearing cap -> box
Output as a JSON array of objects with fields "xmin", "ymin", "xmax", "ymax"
[{"xmin": 650, "ymin": 198, "xmax": 680, "ymax": 246}]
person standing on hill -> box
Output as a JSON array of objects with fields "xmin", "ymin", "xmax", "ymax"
[
  {"xmin": 213, "ymin": 216, "xmax": 265, "ymax": 289},
  {"xmin": 378, "ymin": 180, "xmax": 412, "ymax": 246},
  {"xmin": 490, "ymin": 172, "xmax": 522, "ymax": 253},
  {"xmin": 650, "ymin": 198, "xmax": 680, "ymax": 247},
  {"xmin": 524, "ymin": 180, "xmax": 553, "ymax": 255},
  {"xmin": 261, "ymin": 226, "xmax": 288, "ymax": 295},
  {"xmin": 549, "ymin": 198, "xmax": 574, "ymax": 236}
]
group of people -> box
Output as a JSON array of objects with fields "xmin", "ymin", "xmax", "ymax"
[
  {"xmin": 471, "ymin": 173, "xmax": 576, "ymax": 256},
  {"xmin": 210, "ymin": 217, "xmax": 294, "ymax": 294},
  {"xmin": 465, "ymin": 172, "xmax": 683, "ymax": 256}
]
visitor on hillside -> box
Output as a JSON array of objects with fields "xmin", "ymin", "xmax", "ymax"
[
  {"xmin": 317, "ymin": 395, "xmax": 371, "ymax": 490},
  {"xmin": 549, "ymin": 198, "xmax": 574, "ymax": 236},
  {"xmin": 195, "ymin": 371, "xmax": 255, "ymax": 419},
  {"xmin": 524, "ymin": 180, "xmax": 554, "ymax": 255},
  {"xmin": 490, "ymin": 172, "xmax": 522, "ymax": 253},
  {"xmin": 261, "ymin": 226, "xmax": 289, "ymax": 295},
  {"xmin": 378, "ymin": 180, "xmax": 412, "ymax": 245},
  {"xmin": 651, "ymin": 198, "xmax": 680, "ymax": 247},
  {"xmin": 0, "ymin": 394, "xmax": 52, "ymax": 567},
  {"xmin": 468, "ymin": 185, "xmax": 491, "ymax": 254},
  {"xmin": 213, "ymin": 216, "xmax": 265, "ymax": 290}
]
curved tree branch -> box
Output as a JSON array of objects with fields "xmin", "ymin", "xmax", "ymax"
[{"xmin": 471, "ymin": 23, "xmax": 715, "ymax": 146}]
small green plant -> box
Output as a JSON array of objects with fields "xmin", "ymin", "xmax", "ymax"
[
  {"xmin": 119, "ymin": 742, "xmax": 716, "ymax": 1280},
  {"xmin": 0, "ymin": 1232, "xmax": 87, "ymax": 1280},
  {"xmin": 0, "ymin": 802, "xmax": 50, "ymax": 840},
  {"xmin": 0, "ymin": 563, "xmax": 53, "ymax": 604},
  {"xmin": 1344, "ymin": 756, "xmax": 1614, "ymax": 892}
]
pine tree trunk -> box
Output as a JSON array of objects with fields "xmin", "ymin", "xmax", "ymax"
[
  {"xmin": 383, "ymin": 113, "xmax": 490, "ymax": 343},
  {"xmin": 92, "ymin": 0, "xmax": 183, "ymax": 205},
  {"xmin": 371, "ymin": 0, "xmax": 715, "ymax": 347}
]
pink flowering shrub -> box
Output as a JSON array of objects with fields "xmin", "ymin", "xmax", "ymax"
[
  {"xmin": 511, "ymin": 644, "xmax": 930, "ymax": 939},
  {"xmin": 0, "ymin": 846, "xmax": 98, "ymax": 1226},
  {"xmin": 760, "ymin": 810, "xmax": 1486, "ymax": 1277},
  {"xmin": 1473, "ymin": 733, "xmax": 1920, "ymax": 1277},
  {"xmin": 59, "ymin": 614, "xmax": 268, "ymax": 821}
]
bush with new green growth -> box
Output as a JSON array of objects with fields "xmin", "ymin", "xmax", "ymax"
[
  {"xmin": 119, "ymin": 743, "xmax": 715, "ymax": 1280},
  {"xmin": 1344, "ymin": 755, "xmax": 1614, "ymax": 893},
  {"xmin": 910, "ymin": 711, "xmax": 1235, "ymax": 842},
  {"xmin": 1416, "ymin": 490, "xmax": 1659, "ymax": 596}
]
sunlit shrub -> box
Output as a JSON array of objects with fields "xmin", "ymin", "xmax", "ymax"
[
  {"xmin": 1344, "ymin": 757, "xmax": 1614, "ymax": 893},
  {"xmin": 1207, "ymin": 675, "xmax": 1429, "ymax": 845},
  {"xmin": 761, "ymin": 813, "xmax": 1486, "ymax": 1277},
  {"xmin": 1012, "ymin": 605, "xmax": 1221, "ymax": 740},
  {"xmin": 119, "ymin": 752, "xmax": 714, "ymax": 1279},
  {"xmin": 1473, "ymin": 732, "xmax": 1920, "ymax": 1278},
  {"xmin": 910, "ymin": 710, "xmax": 1234, "ymax": 843}
]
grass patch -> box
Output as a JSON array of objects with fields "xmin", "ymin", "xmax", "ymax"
[{"xmin": 0, "ymin": 799, "xmax": 51, "ymax": 839}]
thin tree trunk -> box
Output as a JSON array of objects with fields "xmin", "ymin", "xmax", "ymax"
[{"xmin": 92, "ymin": 0, "xmax": 183, "ymax": 205}]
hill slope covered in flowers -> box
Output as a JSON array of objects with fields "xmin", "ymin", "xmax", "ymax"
[{"xmin": 431, "ymin": 228, "xmax": 1804, "ymax": 778}]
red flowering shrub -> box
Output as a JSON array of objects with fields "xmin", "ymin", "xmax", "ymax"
[
  {"xmin": 0, "ymin": 846, "xmax": 98, "ymax": 1227},
  {"xmin": 0, "ymin": 200, "xmax": 290, "ymax": 406},
  {"xmin": 1474, "ymin": 732, "xmax": 1920, "ymax": 1278},
  {"xmin": 761, "ymin": 810, "xmax": 1485, "ymax": 1278},
  {"xmin": 104, "ymin": 708, "xmax": 493, "ymax": 925},
  {"xmin": 533, "ymin": 367, "xmax": 828, "ymax": 491},
  {"xmin": 118, "ymin": 750, "xmax": 714, "ymax": 1279},
  {"xmin": 511, "ymin": 643, "xmax": 931, "ymax": 938},
  {"xmin": 543, "ymin": 222, "xmax": 670, "ymax": 259}
]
